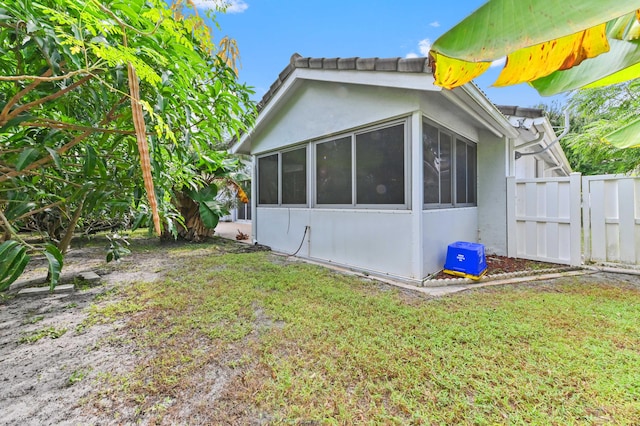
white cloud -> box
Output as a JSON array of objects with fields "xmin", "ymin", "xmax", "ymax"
[
  {"xmin": 490, "ymin": 56, "xmax": 506, "ymax": 68},
  {"xmin": 429, "ymin": 21, "xmax": 440, "ymax": 28},
  {"xmin": 191, "ymin": 0, "xmax": 249, "ymax": 13},
  {"xmin": 405, "ymin": 38, "xmax": 432, "ymax": 58},
  {"xmin": 418, "ymin": 38, "xmax": 432, "ymax": 56}
]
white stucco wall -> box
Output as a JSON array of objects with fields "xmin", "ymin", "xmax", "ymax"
[
  {"xmin": 422, "ymin": 208, "xmax": 478, "ymax": 274},
  {"xmin": 477, "ymin": 130, "xmax": 508, "ymax": 255},
  {"xmin": 420, "ymin": 92, "xmax": 479, "ymax": 142},
  {"xmin": 256, "ymin": 207, "xmax": 415, "ymax": 280},
  {"xmin": 252, "ymin": 81, "xmax": 421, "ymax": 155},
  {"xmin": 515, "ymin": 156, "xmax": 536, "ymax": 179}
]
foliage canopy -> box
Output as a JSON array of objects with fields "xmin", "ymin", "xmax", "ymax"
[{"xmin": 0, "ymin": 0, "xmax": 255, "ymax": 289}]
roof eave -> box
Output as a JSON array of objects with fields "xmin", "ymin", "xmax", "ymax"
[{"xmin": 446, "ymin": 84, "xmax": 520, "ymax": 139}]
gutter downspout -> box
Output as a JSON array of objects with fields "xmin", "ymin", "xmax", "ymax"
[
  {"xmin": 516, "ymin": 130, "xmax": 545, "ymax": 150},
  {"xmin": 514, "ymin": 110, "xmax": 570, "ymax": 160}
]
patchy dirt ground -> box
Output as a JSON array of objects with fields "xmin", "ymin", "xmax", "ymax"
[
  {"xmin": 1, "ymin": 237, "xmax": 639, "ymax": 425},
  {"xmin": 0, "ymin": 236, "xmax": 268, "ymax": 426},
  {"xmin": 0, "ymin": 240, "xmax": 165, "ymax": 425}
]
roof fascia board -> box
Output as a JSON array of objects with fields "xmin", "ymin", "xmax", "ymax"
[
  {"xmin": 294, "ymin": 68, "xmax": 442, "ymax": 92},
  {"xmin": 231, "ymin": 70, "xmax": 303, "ymax": 154},
  {"xmin": 449, "ymin": 85, "xmax": 520, "ymax": 139}
]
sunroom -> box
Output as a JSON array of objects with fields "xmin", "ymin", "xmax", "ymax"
[{"xmin": 232, "ymin": 54, "xmax": 536, "ymax": 284}]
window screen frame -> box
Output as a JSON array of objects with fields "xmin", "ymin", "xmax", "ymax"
[
  {"xmin": 423, "ymin": 117, "xmax": 478, "ymax": 209},
  {"xmin": 256, "ymin": 146, "xmax": 309, "ymax": 207},
  {"xmin": 315, "ymin": 136, "xmax": 353, "ymax": 206},
  {"xmin": 314, "ymin": 119, "xmax": 409, "ymax": 210},
  {"xmin": 256, "ymin": 118, "xmax": 410, "ymax": 210},
  {"xmin": 257, "ymin": 153, "xmax": 279, "ymax": 205}
]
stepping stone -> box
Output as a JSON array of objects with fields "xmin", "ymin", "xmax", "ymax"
[
  {"xmin": 78, "ymin": 271, "xmax": 101, "ymax": 285},
  {"xmin": 17, "ymin": 284, "xmax": 75, "ymax": 297}
]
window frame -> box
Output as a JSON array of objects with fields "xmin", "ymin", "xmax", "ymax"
[
  {"xmin": 315, "ymin": 135, "xmax": 353, "ymax": 207},
  {"xmin": 454, "ymin": 137, "xmax": 477, "ymax": 207},
  {"xmin": 257, "ymin": 153, "xmax": 279, "ymax": 205},
  {"xmin": 256, "ymin": 118, "xmax": 410, "ymax": 210},
  {"xmin": 314, "ymin": 119, "xmax": 410, "ymax": 210},
  {"xmin": 256, "ymin": 145, "xmax": 309, "ymax": 207},
  {"xmin": 423, "ymin": 117, "xmax": 477, "ymax": 209},
  {"xmin": 281, "ymin": 146, "xmax": 308, "ymax": 205}
]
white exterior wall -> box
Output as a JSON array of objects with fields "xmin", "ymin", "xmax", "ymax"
[
  {"xmin": 420, "ymin": 92, "xmax": 479, "ymax": 141},
  {"xmin": 477, "ymin": 130, "xmax": 509, "ymax": 255},
  {"xmin": 256, "ymin": 207, "xmax": 415, "ymax": 280},
  {"xmin": 515, "ymin": 156, "xmax": 536, "ymax": 179},
  {"xmin": 252, "ymin": 81, "xmax": 420, "ymax": 155},
  {"xmin": 422, "ymin": 208, "xmax": 478, "ymax": 274}
]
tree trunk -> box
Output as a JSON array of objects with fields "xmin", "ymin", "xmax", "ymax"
[
  {"xmin": 57, "ymin": 196, "xmax": 85, "ymax": 254},
  {"xmin": 164, "ymin": 191, "xmax": 214, "ymax": 242}
]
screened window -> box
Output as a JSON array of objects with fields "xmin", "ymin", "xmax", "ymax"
[
  {"xmin": 258, "ymin": 148, "xmax": 307, "ymax": 206},
  {"xmin": 423, "ymin": 123, "xmax": 451, "ymax": 205},
  {"xmin": 257, "ymin": 121, "xmax": 407, "ymax": 208},
  {"xmin": 316, "ymin": 137, "xmax": 352, "ymax": 204},
  {"xmin": 356, "ymin": 124, "xmax": 405, "ymax": 204},
  {"xmin": 258, "ymin": 154, "xmax": 278, "ymax": 204},
  {"xmin": 423, "ymin": 119, "xmax": 476, "ymax": 207},
  {"xmin": 282, "ymin": 147, "xmax": 307, "ymax": 204},
  {"xmin": 455, "ymin": 139, "xmax": 476, "ymax": 204}
]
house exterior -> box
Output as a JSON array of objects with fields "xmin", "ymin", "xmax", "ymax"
[{"xmin": 232, "ymin": 54, "xmax": 571, "ymax": 284}]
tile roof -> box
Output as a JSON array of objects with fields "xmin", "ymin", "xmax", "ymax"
[
  {"xmin": 496, "ymin": 105, "xmax": 544, "ymax": 119},
  {"xmin": 257, "ymin": 53, "xmax": 432, "ymax": 112}
]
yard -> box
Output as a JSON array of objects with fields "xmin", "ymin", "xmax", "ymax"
[{"xmin": 1, "ymin": 235, "xmax": 639, "ymax": 424}]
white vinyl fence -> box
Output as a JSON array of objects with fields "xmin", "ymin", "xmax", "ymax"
[
  {"xmin": 507, "ymin": 173, "xmax": 640, "ymax": 267},
  {"xmin": 583, "ymin": 175, "xmax": 640, "ymax": 265},
  {"xmin": 506, "ymin": 174, "xmax": 582, "ymax": 266}
]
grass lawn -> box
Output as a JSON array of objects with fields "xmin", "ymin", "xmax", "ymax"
[{"xmin": 84, "ymin": 238, "xmax": 640, "ymax": 424}]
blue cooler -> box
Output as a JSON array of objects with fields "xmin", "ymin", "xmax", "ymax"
[{"xmin": 443, "ymin": 241, "xmax": 487, "ymax": 280}]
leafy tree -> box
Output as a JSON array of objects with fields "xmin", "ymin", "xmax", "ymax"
[
  {"xmin": 0, "ymin": 0, "xmax": 255, "ymax": 289},
  {"xmin": 541, "ymin": 81, "xmax": 640, "ymax": 175}
]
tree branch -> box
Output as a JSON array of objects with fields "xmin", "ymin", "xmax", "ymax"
[
  {"xmin": 0, "ymin": 94, "xmax": 126, "ymax": 183},
  {"xmin": 21, "ymin": 118, "xmax": 139, "ymax": 135},
  {"xmin": 92, "ymin": 0, "xmax": 163, "ymax": 36},
  {"xmin": 4, "ymin": 74, "xmax": 96, "ymax": 124},
  {"xmin": 0, "ymin": 67, "xmax": 101, "ymax": 82},
  {"xmin": 15, "ymin": 200, "xmax": 66, "ymax": 222},
  {"xmin": 0, "ymin": 130, "xmax": 92, "ymax": 184},
  {"xmin": 0, "ymin": 210, "xmax": 37, "ymax": 250},
  {"xmin": 1, "ymin": 69, "xmax": 53, "ymax": 121}
]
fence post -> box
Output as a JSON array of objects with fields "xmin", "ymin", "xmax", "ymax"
[
  {"xmin": 582, "ymin": 176, "xmax": 591, "ymax": 264},
  {"xmin": 506, "ymin": 176, "xmax": 516, "ymax": 258},
  {"xmin": 569, "ymin": 172, "xmax": 582, "ymax": 266}
]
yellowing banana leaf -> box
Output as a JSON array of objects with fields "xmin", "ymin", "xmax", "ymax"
[
  {"xmin": 530, "ymin": 36, "xmax": 640, "ymax": 95},
  {"xmin": 430, "ymin": 0, "xmax": 640, "ymax": 90},
  {"xmin": 602, "ymin": 117, "xmax": 640, "ymax": 148},
  {"xmin": 431, "ymin": 52, "xmax": 491, "ymax": 90},
  {"xmin": 493, "ymin": 24, "xmax": 609, "ymax": 87},
  {"xmin": 431, "ymin": 0, "xmax": 640, "ymax": 62}
]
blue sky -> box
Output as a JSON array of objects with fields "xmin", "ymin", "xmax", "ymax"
[{"xmin": 199, "ymin": 0, "xmax": 567, "ymax": 108}]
